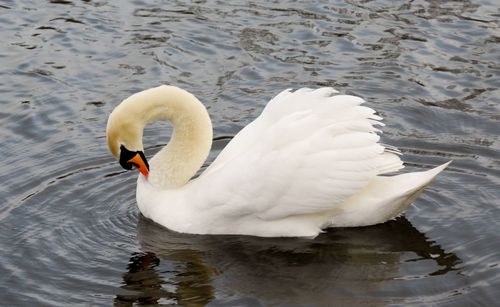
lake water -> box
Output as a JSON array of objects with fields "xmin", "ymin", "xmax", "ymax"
[{"xmin": 1, "ymin": 0, "xmax": 499, "ymax": 306}]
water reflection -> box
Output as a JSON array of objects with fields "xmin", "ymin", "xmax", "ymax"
[
  {"xmin": 116, "ymin": 216, "xmax": 460, "ymax": 305},
  {"xmin": 114, "ymin": 250, "xmax": 214, "ymax": 306},
  {"xmin": 114, "ymin": 252, "xmax": 167, "ymax": 306}
]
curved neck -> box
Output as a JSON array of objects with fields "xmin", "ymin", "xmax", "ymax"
[{"xmin": 122, "ymin": 85, "xmax": 212, "ymax": 189}]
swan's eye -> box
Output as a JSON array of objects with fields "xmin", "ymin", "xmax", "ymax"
[{"xmin": 119, "ymin": 145, "xmax": 150, "ymax": 176}]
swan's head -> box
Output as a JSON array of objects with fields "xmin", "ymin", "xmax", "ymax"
[
  {"xmin": 106, "ymin": 85, "xmax": 213, "ymax": 186},
  {"xmin": 106, "ymin": 99, "xmax": 150, "ymax": 177}
]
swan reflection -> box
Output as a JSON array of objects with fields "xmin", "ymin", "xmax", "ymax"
[
  {"xmin": 114, "ymin": 248, "xmax": 214, "ymax": 306},
  {"xmin": 115, "ymin": 216, "xmax": 460, "ymax": 306}
]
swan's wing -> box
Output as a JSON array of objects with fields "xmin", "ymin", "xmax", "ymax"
[{"xmin": 199, "ymin": 88, "xmax": 403, "ymax": 220}]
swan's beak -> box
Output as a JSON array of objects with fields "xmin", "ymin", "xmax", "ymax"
[
  {"xmin": 119, "ymin": 145, "xmax": 150, "ymax": 177},
  {"xmin": 127, "ymin": 153, "xmax": 149, "ymax": 177}
]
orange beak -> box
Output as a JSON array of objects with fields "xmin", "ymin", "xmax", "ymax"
[{"xmin": 127, "ymin": 153, "xmax": 149, "ymax": 177}]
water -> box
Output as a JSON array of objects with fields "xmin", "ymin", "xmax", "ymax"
[{"xmin": 1, "ymin": 0, "xmax": 499, "ymax": 305}]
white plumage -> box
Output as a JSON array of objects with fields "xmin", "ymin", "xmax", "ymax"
[{"xmin": 107, "ymin": 85, "xmax": 450, "ymax": 237}]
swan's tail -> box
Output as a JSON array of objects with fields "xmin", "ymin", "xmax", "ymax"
[{"xmin": 330, "ymin": 161, "xmax": 451, "ymax": 227}]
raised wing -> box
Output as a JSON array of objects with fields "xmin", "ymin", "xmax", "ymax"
[{"xmin": 198, "ymin": 88, "xmax": 403, "ymax": 220}]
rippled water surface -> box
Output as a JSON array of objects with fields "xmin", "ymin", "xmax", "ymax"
[{"xmin": 1, "ymin": 0, "xmax": 499, "ymax": 306}]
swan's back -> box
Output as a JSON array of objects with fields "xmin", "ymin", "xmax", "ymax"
[
  {"xmin": 204, "ymin": 88, "xmax": 402, "ymax": 176},
  {"xmin": 180, "ymin": 88, "xmax": 418, "ymax": 235}
]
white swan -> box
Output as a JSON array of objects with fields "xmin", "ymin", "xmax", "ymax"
[{"xmin": 106, "ymin": 85, "xmax": 450, "ymax": 237}]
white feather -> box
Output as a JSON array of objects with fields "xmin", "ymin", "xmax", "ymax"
[{"xmin": 107, "ymin": 85, "xmax": 450, "ymax": 237}]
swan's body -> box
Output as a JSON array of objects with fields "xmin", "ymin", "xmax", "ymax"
[{"xmin": 107, "ymin": 85, "xmax": 450, "ymax": 237}]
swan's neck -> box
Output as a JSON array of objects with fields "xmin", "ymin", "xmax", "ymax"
[{"xmin": 123, "ymin": 85, "xmax": 212, "ymax": 189}]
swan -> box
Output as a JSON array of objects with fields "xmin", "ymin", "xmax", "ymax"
[{"xmin": 106, "ymin": 85, "xmax": 450, "ymax": 237}]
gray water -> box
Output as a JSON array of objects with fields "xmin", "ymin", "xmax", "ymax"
[{"xmin": 1, "ymin": 0, "xmax": 499, "ymax": 306}]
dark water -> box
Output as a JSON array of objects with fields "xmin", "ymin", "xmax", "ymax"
[{"xmin": 1, "ymin": 0, "xmax": 499, "ymax": 305}]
